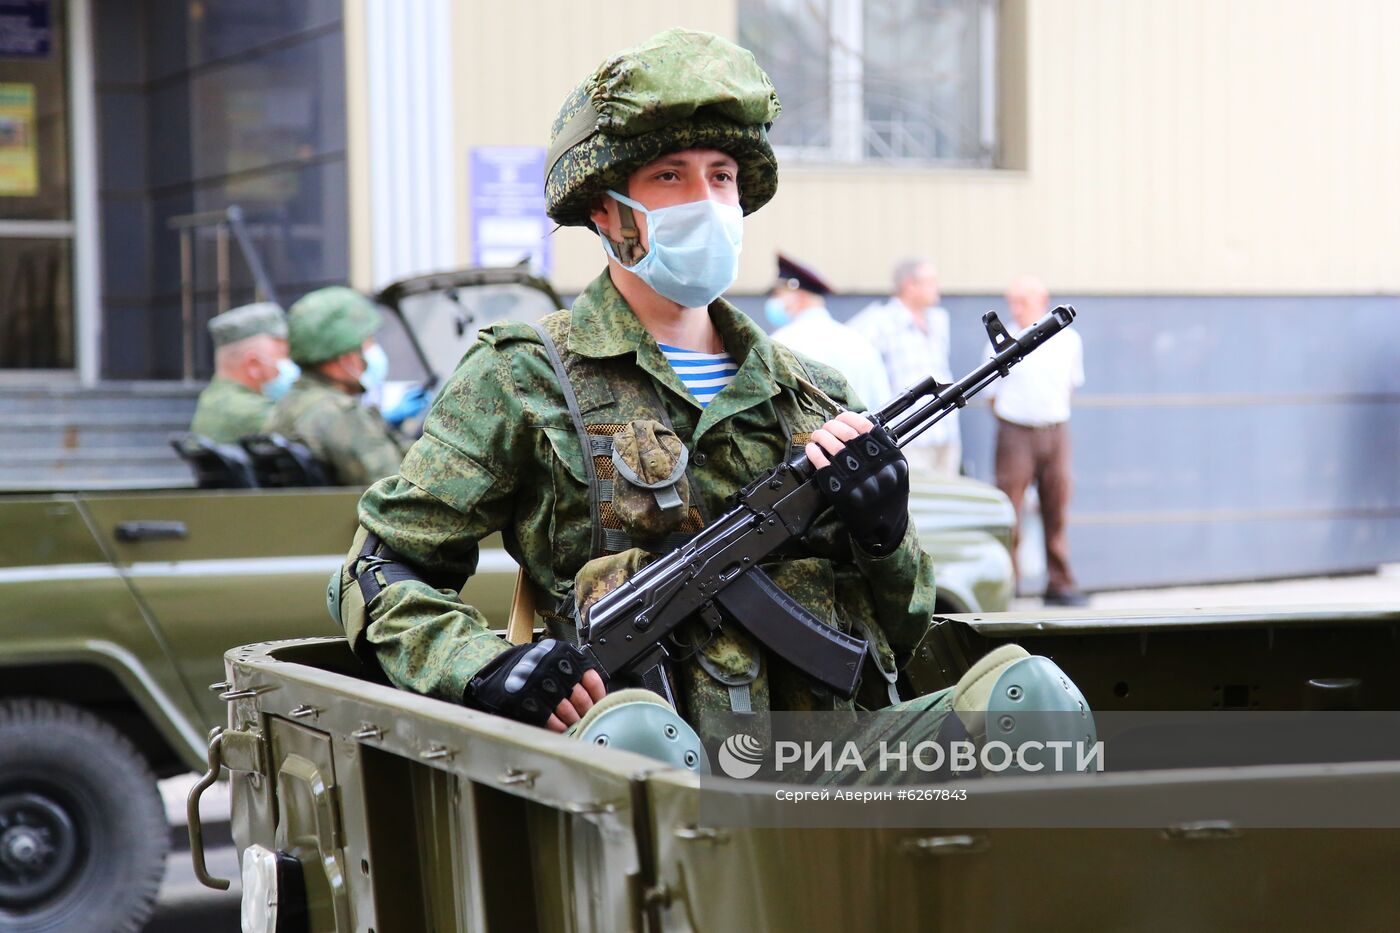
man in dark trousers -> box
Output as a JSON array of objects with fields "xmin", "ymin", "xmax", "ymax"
[{"xmin": 988, "ymin": 275, "xmax": 1087, "ymax": 606}]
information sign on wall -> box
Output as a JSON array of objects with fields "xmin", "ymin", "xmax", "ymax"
[
  {"xmin": 469, "ymin": 146, "xmax": 551, "ymax": 275},
  {"xmin": 0, "ymin": 1, "xmax": 50, "ymax": 58},
  {"xmin": 0, "ymin": 82, "xmax": 37, "ymax": 196}
]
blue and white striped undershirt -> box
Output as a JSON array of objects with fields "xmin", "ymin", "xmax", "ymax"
[{"xmin": 657, "ymin": 343, "xmax": 739, "ymax": 407}]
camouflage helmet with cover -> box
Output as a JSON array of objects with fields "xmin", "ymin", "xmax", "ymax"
[
  {"xmin": 287, "ymin": 286, "xmax": 383, "ymax": 366},
  {"xmin": 544, "ymin": 28, "xmax": 782, "ymax": 230}
]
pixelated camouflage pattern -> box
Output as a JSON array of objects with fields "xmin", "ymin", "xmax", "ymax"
[
  {"xmin": 350, "ymin": 269, "xmax": 938, "ymax": 714},
  {"xmin": 287, "ymin": 286, "xmax": 383, "ymax": 365},
  {"xmin": 546, "ymin": 28, "xmax": 781, "ymax": 226},
  {"xmin": 189, "ymin": 377, "xmax": 273, "ymax": 444},
  {"xmin": 609, "ymin": 419, "xmax": 692, "ymax": 538},
  {"xmin": 207, "ymin": 301, "xmax": 286, "ymax": 348},
  {"xmin": 808, "ymin": 687, "xmax": 957, "ymax": 786},
  {"xmin": 575, "ymin": 548, "xmax": 653, "ymax": 625},
  {"xmin": 262, "ymin": 372, "xmax": 405, "ymax": 486}
]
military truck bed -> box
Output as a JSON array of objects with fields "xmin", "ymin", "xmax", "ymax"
[{"xmin": 213, "ymin": 607, "xmax": 1400, "ymax": 932}]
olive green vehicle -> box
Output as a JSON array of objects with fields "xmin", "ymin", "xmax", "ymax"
[
  {"xmin": 198, "ymin": 607, "xmax": 1400, "ymax": 933},
  {"xmin": 0, "ymin": 267, "xmax": 1014, "ymax": 932}
]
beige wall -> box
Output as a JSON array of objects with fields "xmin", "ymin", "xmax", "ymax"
[
  {"xmin": 450, "ymin": 3, "xmax": 738, "ymax": 291},
  {"xmin": 437, "ymin": 0, "xmax": 1400, "ymax": 296}
]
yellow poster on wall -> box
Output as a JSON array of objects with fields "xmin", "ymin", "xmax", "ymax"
[{"xmin": 0, "ymin": 83, "xmax": 39, "ymax": 197}]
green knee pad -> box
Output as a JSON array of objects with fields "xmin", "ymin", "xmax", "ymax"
[
  {"xmin": 951, "ymin": 644, "xmax": 1097, "ymax": 773},
  {"xmin": 568, "ymin": 689, "xmax": 710, "ymax": 774}
]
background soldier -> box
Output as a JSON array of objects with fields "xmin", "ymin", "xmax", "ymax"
[
  {"xmin": 189, "ymin": 301, "xmax": 294, "ymax": 443},
  {"xmin": 264, "ymin": 286, "xmax": 405, "ymax": 486},
  {"xmin": 336, "ymin": 30, "xmax": 1085, "ymax": 747}
]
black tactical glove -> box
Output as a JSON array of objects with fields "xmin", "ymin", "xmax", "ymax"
[
  {"xmin": 464, "ymin": 639, "xmax": 601, "ymax": 726},
  {"xmin": 812, "ymin": 425, "xmax": 910, "ymax": 556}
]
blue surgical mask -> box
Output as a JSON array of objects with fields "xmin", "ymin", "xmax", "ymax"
[
  {"xmin": 598, "ymin": 190, "xmax": 743, "ymax": 308},
  {"xmin": 262, "ymin": 357, "xmax": 300, "ymax": 400},
  {"xmin": 763, "ymin": 296, "xmax": 790, "ymax": 329},
  {"xmin": 360, "ymin": 343, "xmax": 389, "ymax": 391}
]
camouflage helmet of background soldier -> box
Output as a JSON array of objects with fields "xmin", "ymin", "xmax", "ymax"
[
  {"xmin": 545, "ymin": 28, "xmax": 782, "ymax": 263},
  {"xmin": 287, "ymin": 286, "xmax": 383, "ymax": 366}
]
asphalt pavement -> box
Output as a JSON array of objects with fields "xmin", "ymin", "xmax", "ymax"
[
  {"xmin": 144, "ymin": 565, "xmax": 1400, "ymax": 929},
  {"xmin": 1011, "ymin": 562, "xmax": 1400, "ymax": 611},
  {"xmin": 148, "ymin": 774, "xmax": 239, "ymax": 932}
]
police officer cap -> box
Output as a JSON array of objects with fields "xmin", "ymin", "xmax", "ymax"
[
  {"xmin": 776, "ymin": 253, "xmax": 835, "ymax": 297},
  {"xmin": 287, "ymin": 286, "xmax": 383, "ymax": 366},
  {"xmin": 207, "ymin": 302, "xmax": 287, "ymax": 349}
]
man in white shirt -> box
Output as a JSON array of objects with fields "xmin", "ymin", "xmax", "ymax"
[
  {"xmin": 766, "ymin": 253, "xmax": 892, "ymax": 409},
  {"xmin": 986, "ymin": 275, "xmax": 1087, "ymax": 606},
  {"xmin": 848, "ymin": 258, "xmax": 961, "ymax": 477}
]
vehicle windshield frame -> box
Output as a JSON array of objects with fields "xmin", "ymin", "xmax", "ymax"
[{"xmin": 374, "ymin": 265, "xmax": 565, "ymax": 386}]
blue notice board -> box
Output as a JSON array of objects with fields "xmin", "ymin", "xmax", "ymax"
[
  {"xmin": 0, "ymin": 1, "xmax": 50, "ymax": 58},
  {"xmin": 469, "ymin": 146, "xmax": 551, "ymax": 275}
]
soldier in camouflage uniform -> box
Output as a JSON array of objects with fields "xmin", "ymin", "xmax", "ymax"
[
  {"xmin": 336, "ymin": 30, "xmax": 1089, "ymax": 751},
  {"xmin": 264, "ymin": 287, "xmax": 406, "ymax": 487},
  {"xmin": 189, "ymin": 302, "xmax": 293, "ymax": 444}
]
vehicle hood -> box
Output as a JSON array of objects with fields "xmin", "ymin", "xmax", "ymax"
[{"xmin": 909, "ymin": 475, "xmax": 1015, "ymax": 538}]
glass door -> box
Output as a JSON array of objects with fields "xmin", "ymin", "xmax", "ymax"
[{"xmin": 0, "ymin": 0, "xmax": 73, "ymax": 369}]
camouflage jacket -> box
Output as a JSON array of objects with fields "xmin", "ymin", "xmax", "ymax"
[
  {"xmin": 352, "ymin": 271, "xmax": 937, "ymax": 714},
  {"xmin": 189, "ymin": 377, "xmax": 271, "ymax": 444},
  {"xmin": 263, "ymin": 372, "xmax": 405, "ymax": 486}
]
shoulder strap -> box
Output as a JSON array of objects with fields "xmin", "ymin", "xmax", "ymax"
[{"xmin": 529, "ymin": 320, "xmax": 605, "ymax": 559}]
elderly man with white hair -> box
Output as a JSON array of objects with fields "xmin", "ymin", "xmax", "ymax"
[
  {"xmin": 987, "ymin": 274, "xmax": 1087, "ymax": 606},
  {"xmin": 189, "ymin": 302, "xmax": 297, "ymax": 443},
  {"xmin": 849, "ymin": 257, "xmax": 961, "ymax": 476}
]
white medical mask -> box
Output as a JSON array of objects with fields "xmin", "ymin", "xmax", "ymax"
[
  {"xmin": 359, "ymin": 343, "xmax": 389, "ymax": 391},
  {"xmin": 598, "ymin": 190, "xmax": 743, "ymax": 308},
  {"xmin": 261, "ymin": 358, "xmax": 300, "ymax": 400}
]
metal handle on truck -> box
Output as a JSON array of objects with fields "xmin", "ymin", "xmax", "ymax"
[{"xmin": 188, "ymin": 728, "xmax": 232, "ymax": 891}]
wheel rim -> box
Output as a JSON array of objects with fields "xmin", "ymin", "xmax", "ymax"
[{"xmin": 0, "ymin": 791, "xmax": 81, "ymax": 908}]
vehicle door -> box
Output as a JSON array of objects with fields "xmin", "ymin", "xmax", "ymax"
[
  {"xmin": 0, "ymin": 493, "xmax": 202, "ymax": 742},
  {"xmin": 78, "ymin": 487, "xmax": 361, "ymax": 728}
]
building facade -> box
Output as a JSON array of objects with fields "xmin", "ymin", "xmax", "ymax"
[{"xmin": 3, "ymin": 0, "xmax": 1398, "ymax": 587}]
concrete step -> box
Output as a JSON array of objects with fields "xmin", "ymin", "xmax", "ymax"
[
  {"xmin": 0, "ymin": 416, "xmax": 191, "ymax": 451},
  {"xmin": 0, "ymin": 446, "xmax": 194, "ymax": 489},
  {"xmin": 0, "ymin": 382, "xmax": 202, "ymax": 489},
  {"xmin": 0, "ymin": 381, "xmax": 201, "ymax": 417}
]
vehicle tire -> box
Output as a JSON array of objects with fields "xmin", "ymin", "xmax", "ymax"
[{"xmin": 0, "ymin": 698, "xmax": 169, "ymax": 933}]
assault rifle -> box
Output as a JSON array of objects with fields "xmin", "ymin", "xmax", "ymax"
[{"xmin": 578, "ymin": 306, "xmax": 1078, "ymax": 707}]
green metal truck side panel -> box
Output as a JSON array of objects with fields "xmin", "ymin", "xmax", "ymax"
[
  {"xmin": 643, "ymin": 768, "xmax": 1400, "ymax": 932},
  {"xmin": 0, "ymin": 496, "xmax": 109, "ymax": 567},
  {"xmin": 223, "ymin": 639, "xmax": 654, "ymax": 933},
  {"xmin": 217, "ymin": 616, "xmax": 1400, "ymax": 932},
  {"xmin": 270, "ymin": 716, "xmax": 353, "ymax": 929}
]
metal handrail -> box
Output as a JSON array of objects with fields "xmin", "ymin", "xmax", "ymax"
[{"xmin": 167, "ymin": 205, "xmax": 280, "ymax": 381}]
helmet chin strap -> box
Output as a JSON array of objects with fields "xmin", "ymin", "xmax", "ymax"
[
  {"xmin": 607, "ymin": 185, "xmax": 646, "ymax": 266},
  {"xmin": 319, "ymin": 352, "xmax": 365, "ymax": 394}
]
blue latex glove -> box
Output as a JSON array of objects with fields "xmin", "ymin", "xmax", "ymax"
[{"xmin": 383, "ymin": 384, "xmax": 434, "ymax": 429}]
